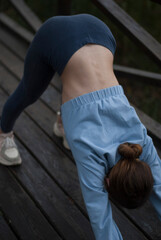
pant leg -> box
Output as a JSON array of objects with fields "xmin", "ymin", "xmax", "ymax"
[{"xmin": 0, "ymin": 40, "xmax": 55, "ymax": 133}]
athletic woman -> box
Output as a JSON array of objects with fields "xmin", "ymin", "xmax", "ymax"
[{"xmin": 0, "ymin": 14, "xmax": 161, "ymax": 240}]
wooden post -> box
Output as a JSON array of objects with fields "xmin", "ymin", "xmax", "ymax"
[{"xmin": 58, "ymin": 0, "xmax": 72, "ymax": 15}]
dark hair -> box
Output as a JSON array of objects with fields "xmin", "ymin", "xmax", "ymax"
[{"xmin": 104, "ymin": 142, "xmax": 154, "ymax": 209}]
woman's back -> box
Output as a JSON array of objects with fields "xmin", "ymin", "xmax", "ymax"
[{"xmin": 61, "ymin": 43, "xmax": 119, "ymax": 103}]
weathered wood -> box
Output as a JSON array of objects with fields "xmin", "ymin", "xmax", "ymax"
[
  {"xmin": 92, "ymin": 0, "xmax": 161, "ymax": 67},
  {"xmin": 0, "ymin": 24, "xmax": 28, "ymax": 60},
  {"xmin": 13, "ymin": 142, "xmax": 94, "ymax": 240},
  {"xmin": 0, "ymin": 166, "xmax": 61, "ymax": 240},
  {"xmin": 0, "ymin": 214, "xmax": 18, "ymax": 240},
  {"xmin": 114, "ymin": 64, "xmax": 161, "ymax": 86},
  {"xmin": 0, "ymin": 88, "xmax": 94, "ymax": 239},
  {"xmin": 0, "ymin": 61, "xmax": 151, "ymax": 240},
  {"xmin": 0, "ymin": 13, "xmax": 33, "ymax": 43},
  {"xmin": 131, "ymin": 103, "xmax": 161, "ymax": 143},
  {"xmin": 0, "ymin": 39, "xmax": 161, "ymax": 239},
  {"xmin": 58, "ymin": 0, "xmax": 72, "ymax": 15},
  {"xmin": 119, "ymin": 201, "xmax": 161, "ymax": 240},
  {"xmin": 9, "ymin": 0, "xmax": 42, "ymax": 32}
]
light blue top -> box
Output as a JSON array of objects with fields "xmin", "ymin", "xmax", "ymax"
[{"xmin": 61, "ymin": 85, "xmax": 161, "ymax": 239}]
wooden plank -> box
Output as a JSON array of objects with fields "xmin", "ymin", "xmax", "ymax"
[
  {"xmin": 0, "ymin": 213, "xmax": 18, "ymax": 240},
  {"xmin": 131, "ymin": 103, "xmax": 161, "ymax": 143},
  {"xmin": 0, "ymin": 64, "xmax": 150, "ymax": 240},
  {"xmin": 13, "ymin": 140, "xmax": 94, "ymax": 240},
  {"xmin": 114, "ymin": 64, "xmax": 161, "ymax": 86},
  {"xmin": 0, "ymin": 13, "xmax": 33, "ymax": 43},
  {"xmin": 119, "ymin": 201, "xmax": 161, "ymax": 240},
  {"xmin": 92, "ymin": 0, "xmax": 161, "ymax": 66},
  {"xmin": 0, "ymin": 24, "xmax": 28, "ymax": 60},
  {"xmin": 0, "ymin": 168, "xmax": 61, "ymax": 239},
  {"xmin": 0, "ymin": 89, "xmax": 94, "ymax": 240},
  {"xmin": 9, "ymin": 0, "xmax": 42, "ymax": 32},
  {"xmin": 0, "ymin": 44, "xmax": 160, "ymax": 239}
]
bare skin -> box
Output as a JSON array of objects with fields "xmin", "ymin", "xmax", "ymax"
[{"xmin": 60, "ymin": 43, "xmax": 119, "ymax": 104}]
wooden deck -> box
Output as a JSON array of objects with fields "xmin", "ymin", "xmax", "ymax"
[{"xmin": 0, "ymin": 15, "xmax": 161, "ymax": 240}]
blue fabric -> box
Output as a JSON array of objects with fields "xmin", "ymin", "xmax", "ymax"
[
  {"xmin": 44, "ymin": 13, "xmax": 116, "ymax": 75},
  {"xmin": 61, "ymin": 85, "xmax": 161, "ymax": 240},
  {"xmin": 0, "ymin": 13, "xmax": 116, "ymax": 133},
  {"xmin": 35, "ymin": 13, "xmax": 116, "ymax": 76}
]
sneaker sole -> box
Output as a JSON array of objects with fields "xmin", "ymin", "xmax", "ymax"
[
  {"xmin": 0, "ymin": 156, "xmax": 22, "ymax": 166},
  {"xmin": 62, "ymin": 137, "xmax": 70, "ymax": 150}
]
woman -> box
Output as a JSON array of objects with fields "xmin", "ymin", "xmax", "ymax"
[{"xmin": 0, "ymin": 13, "xmax": 161, "ymax": 240}]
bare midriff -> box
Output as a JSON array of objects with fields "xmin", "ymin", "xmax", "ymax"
[{"xmin": 60, "ymin": 43, "xmax": 119, "ymax": 104}]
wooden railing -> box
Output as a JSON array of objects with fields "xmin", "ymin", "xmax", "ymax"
[{"xmin": 92, "ymin": 0, "xmax": 161, "ymax": 67}]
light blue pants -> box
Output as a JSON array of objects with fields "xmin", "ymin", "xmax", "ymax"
[{"xmin": 61, "ymin": 85, "xmax": 161, "ymax": 240}]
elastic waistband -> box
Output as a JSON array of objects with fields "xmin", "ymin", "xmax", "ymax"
[{"xmin": 61, "ymin": 85, "xmax": 124, "ymax": 113}]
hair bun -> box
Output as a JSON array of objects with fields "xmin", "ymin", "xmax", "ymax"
[{"xmin": 118, "ymin": 142, "xmax": 142, "ymax": 159}]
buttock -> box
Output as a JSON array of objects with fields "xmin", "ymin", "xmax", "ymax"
[{"xmin": 29, "ymin": 14, "xmax": 116, "ymax": 76}]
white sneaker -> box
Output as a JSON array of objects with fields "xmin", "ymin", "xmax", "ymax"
[
  {"xmin": 53, "ymin": 111, "xmax": 70, "ymax": 150},
  {"xmin": 0, "ymin": 131, "xmax": 22, "ymax": 166}
]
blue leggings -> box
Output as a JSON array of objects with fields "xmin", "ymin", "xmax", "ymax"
[
  {"xmin": 0, "ymin": 13, "xmax": 116, "ymax": 132},
  {"xmin": 0, "ymin": 45, "xmax": 55, "ymax": 132}
]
